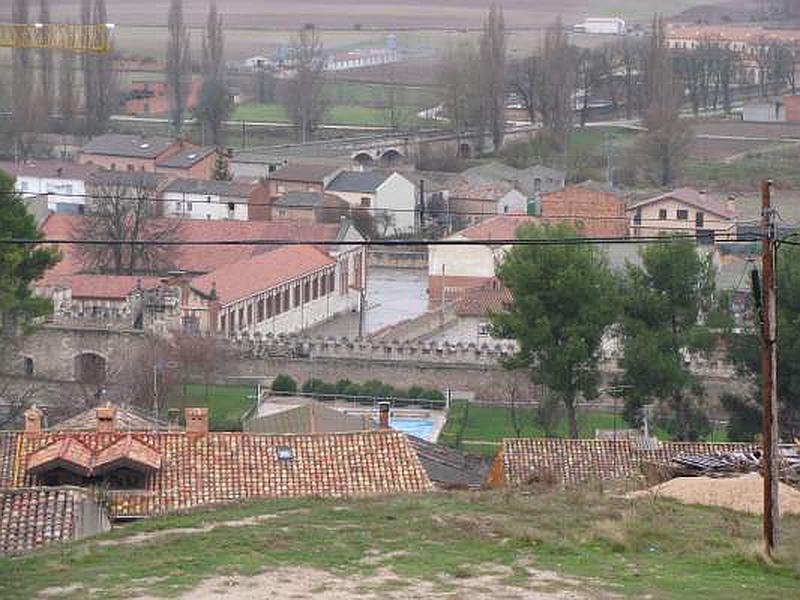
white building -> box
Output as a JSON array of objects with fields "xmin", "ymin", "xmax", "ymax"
[
  {"xmin": 0, "ymin": 160, "xmax": 96, "ymax": 214},
  {"xmin": 162, "ymin": 178, "xmax": 266, "ymax": 221},
  {"xmin": 574, "ymin": 17, "xmax": 626, "ymax": 36},
  {"xmin": 326, "ymin": 170, "xmax": 417, "ymax": 234}
]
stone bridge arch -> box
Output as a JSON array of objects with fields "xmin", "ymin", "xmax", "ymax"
[
  {"xmin": 73, "ymin": 352, "xmax": 108, "ymax": 385},
  {"xmin": 378, "ymin": 148, "xmax": 404, "ymax": 167}
]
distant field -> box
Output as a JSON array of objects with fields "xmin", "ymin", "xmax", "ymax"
[{"xmin": 232, "ymin": 102, "xmax": 434, "ymax": 127}]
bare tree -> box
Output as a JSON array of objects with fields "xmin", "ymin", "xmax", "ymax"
[
  {"xmin": 38, "ymin": 0, "xmax": 54, "ymax": 121},
  {"xmin": 281, "ymin": 26, "xmax": 329, "ymax": 143},
  {"xmin": 478, "ymin": 4, "xmax": 507, "ymax": 150},
  {"xmin": 12, "ymin": 0, "xmax": 34, "ymax": 133},
  {"xmin": 76, "ymin": 174, "xmax": 179, "ymax": 275},
  {"xmin": 59, "ymin": 49, "xmax": 77, "ymax": 129},
  {"xmin": 438, "ymin": 42, "xmax": 479, "ymax": 155},
  {"xmin": 166, "ymin": 0, "xmax": 191, "ymax": 134},
  {"xmin": 539, "ymin": 18, "xmax": 577, "ymax": 144},
  {"xmin": 196, "ymin": 1, "xmax": 231, "ymax": 146},
  {"xmin": 577, "ymin": 48, "xmax": 605, "ymax": 126},
  {"xmin": 509, "ymin": 53, "xmax": 540, "ymax": 125},
  {"xmin": 80, "ymin": 0, "xmax": 97, "ymax": 132},
  {"xmin": 639, "ymin": 15, "xmax": 693, "ymax": 186},
  {"xmin": 93, "ymin": 0, "xmax": 116, "ymax": 131}
]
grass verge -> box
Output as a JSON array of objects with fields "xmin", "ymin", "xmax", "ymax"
[{"xmin": 0, "ymin": 490, "xmax": 798, "ymax": 599}]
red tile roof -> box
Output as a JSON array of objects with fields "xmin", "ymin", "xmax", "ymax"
[
  {"xmin": 498, "ymin": 439, "xmax": 757, "ymax": 487},
  {"xmin": 268, "ymin": 163, "xmax": 342, "ymax": 183},
  {"xmin": 93, "ymin": 436, "xmax": 162, "ymax": 474},
  {"xmin": 628, "ymin": 187, "xmax": 736, "ymax": 220},
  {"xmin": 457, "ymin": 215, "xmax": 541, "ymax": 241},
  {"xmin": 3, "ymin": 430, "xmax": 431, "ymax": 518},
  {"xmin": 26, "ymin": 438, "xmax": 94, "ymax": 477},
  {"xmin": 39, "ymin": 214, "xmax": 344, "ymax": 276},
  {"xmin": 35, "ymin": 274, "xmax": 162, "ymax": 300},
  {"xmin": 449, "ymin": 178, "xmax": 516, "ymax": 200},
  {"xmin": 191, "ymin": 245, "xmax": 335, "ymax": 305},
  {"xmin": 454, "ymin": 282, "xmax": 512, "ymax": 317},
  {"xmin": 0, "ymin": 487, "xmax": 104, "ymax": 556}
]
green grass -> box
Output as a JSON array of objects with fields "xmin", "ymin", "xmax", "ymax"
[
  {"xmin": 1, "ymin": 490, "xmax": 798, "ymax": 599},
  {"xmin": 167, "ymin": 384, "xmax": 256, "ymax": 431},
  {"xmin": 232, "ymin": 102, "xmax": 436, "ymax": 127}
]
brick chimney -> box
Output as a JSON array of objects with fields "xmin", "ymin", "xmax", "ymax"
[
  {"xmin": 24, "ymin": 405, "xmax": 43, "ymax": 433},
  {"xmin": 96, "ymin": 405, "xmax": 117, "ymax": 433},
  {"xmin": 378, "ymin": 402, "xmax": 390, "ymax": 429},
  {"xmin": 185, "ymin": 407, "xmax": 209, "ymax": 435}
]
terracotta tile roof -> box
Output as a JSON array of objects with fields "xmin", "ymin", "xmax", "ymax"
[
  {"xmin": 0, "ymin": 433, "xmax": 22, "ymax": 489},
  {"xmin": 190, "ymin": 245, "xmax": 334, "ymax": 305},
  {"xmin": 0, "ymin": 159, "xmax": 97, "ymax": 180},
  {"xmin": 3, "ymin": 430, "xmax": 431, "ymax": 518},
  {"xmin": 35, "ymin": 274, "xmax": 162, "ymax": 300},
  {"xmin": 499, "ymin": 439, "xmax": 757, "ymax": 486},
  {"xmin": 39, "ymin": 214, "xmax": 344, "ymax": 276},
  {"xmin": 86, "ymin": 170, "xmax": 170, "ymax": 190},
  {"xmin": 269, "ymin": 163, "xmax": 342, "ymax": 183},
  {"xmin": 26, "ymin": 437, "xmax": 94, "ymax": 477},
  {"xmin": 0, "ymin": 487, "xmax": 104, "ymax": 556},
  {"xmin": 245, "ymin": 398, "xmax": 373, "ymax": 434},
  {"xmin": 163, "ymin": 178, "xmax": 257, "ymax": 197},
  {"xmin": 93, "ymin": 436, "xmax": 162, "ymax": 474},
  {"xmin": 628, "ymin": 187, "xmax": 736, "ymax": 220},
  {"xmin": 454, "ymin": 282, "xmax": 512, "ymax": 317},
  {"xmin": 457, "ymin": 215, "xmax": 541, "ymax": 241},
  {"xmin": 448, "ymin": 178, "xmax": 516, "ymax": 200},
  {"xmin": 52, "ymin": 405, "xmax": 171, "ymax": 431}
]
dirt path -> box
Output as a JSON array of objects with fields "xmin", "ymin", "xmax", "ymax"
[{"xmin": 133, "ymin": 565, "xmax": 615, "ymax": 600}]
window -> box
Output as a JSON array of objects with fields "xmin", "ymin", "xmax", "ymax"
[
  {"xmin": 677, "ymin": 209, "xmax": 689, "ymax": 220},
  {"xmin": 294, "ymin": 285, "xmax": 301, "ymax": 307},
  {"xmin": 320, "ymin": 274, "xmax": 327, "ymax": 295},
  {"xmin": 534, "ymin": 178, "xmax": 542, "ymax": 192},
  {"xmin": 328, "ymin": 271, "xmax": 335, "ymax": 293},
  {"xmin": 312, "ymin": 278, "xmax": 319, "ymax": 299},
  {"xmin": 24, "ymin": 357, "xmax": 34, "ymax": 376},
  {"xmin": 228, "ymin": 202, "xmax": 235, "ymax": 217},
  {"xmin": 187, "ymin": 201, "xmax": 193, "ymax": 211},
  {"xmin": 247, "ymin": 304, "xmax": 253, "ymax": 325},
  {"xmin": 110, "ymin": 163, "xmax": 116, "ymax": 170},
  {"xmin": 220, "ymin": 314, "xmax": 226, "ymax": 331},
  {"xmin": 238, "ymin": 307, "xmax": 245, "ymax": 329},
  {"xmin": 304, "ymin": 281, "xmax": 311, "ymax": 303},
  {"xmin": 276, "ymin": 446, "xmax": 294, "ymax": 461},
  {"xmin": 360, "ymin": 197, "xmax": 371, "ymax": 207},
  {"xmin": 274, "ymin": 293, "xmax": 281, "ymax": 314},
  {"xmin": 283, "ymin": 288, "xmax": 290, "ymax": 310},
  {"xmin": 633, "ymin": 209, "xmax": 642, "ymax": 225},
  {"xmin": 175, "ymin": 201, "xmax": 182, "ymax": 212},
  {"xmin": 477, "ymin": 323, "xmax": 491, "ymax": 337},
  {"xmin": 257, "ymin": 299, "xmax": 264, "ymax": 322},
  {"xmin": 695, "ymin": 212, "xmax": 704, "ymax": 227},
  {"xmin": 127, "ymin": 164, "xmax": 135, "ymax": 171},
  {"xmin": 266, "ymin": 295, "xmax": 273, "ymax": 318},
  {"xmin": 503, "ymin": 205, "xmax": 509, "ymax": 214},
  {"xmin": 658, "ymin": 208, "xmax": 667, "ymax": 220}
]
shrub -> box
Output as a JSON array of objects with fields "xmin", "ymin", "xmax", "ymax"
[{"xmin": 271, "ymin": 374, "xmax": 297, "ymax": 393}]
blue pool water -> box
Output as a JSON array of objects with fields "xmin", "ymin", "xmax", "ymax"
[{"xmin": 390, "ymin": 418, "xmax": 434, "ymax": 441}]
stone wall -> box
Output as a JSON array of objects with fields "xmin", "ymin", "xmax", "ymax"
[{"xmin": 367, "ymin": 249, "xmax": 427, "ymax": 270}]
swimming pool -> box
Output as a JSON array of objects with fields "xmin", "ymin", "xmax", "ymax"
[{"xmin": 390, "ymin": 418, "xmax": 434, "ymax": 441}]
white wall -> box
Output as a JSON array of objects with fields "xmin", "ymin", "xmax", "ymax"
[
  {"xmin": 497, "ymin": 190, "xmax": 528, "ymax": 215},
  {"xmin": 376, "ymin": 173, "xmax": 416, "ymax": 233},
  {"xmin": 428, "ymin": 234, "xmax": 502, "ymax": 278},
  {"xmin": 163, "ymin": 191, "xmax": 249, "ymax": 220},
  {"xmin": 16, "ymin": 176, "xmax": 87, "ymax": 212}
]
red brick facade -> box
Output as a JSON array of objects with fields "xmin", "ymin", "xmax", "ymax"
[{"xmin": 540, "ymin": 184, "xmax": 627, "ymax": 237}]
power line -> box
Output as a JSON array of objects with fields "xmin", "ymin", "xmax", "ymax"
[{"xmin": 0, "ymin": 233, "xmax": 756, "ymax": 248}]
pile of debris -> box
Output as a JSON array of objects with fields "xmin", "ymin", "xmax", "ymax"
[{"xmin": 662, "ymin": 445, "xmax": 800, "ymax": 487}]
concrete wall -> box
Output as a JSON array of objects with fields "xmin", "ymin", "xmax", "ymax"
[
  {"xmin": 367, "ymin": 249, "xmax": 427, "ymax": 269},
  {"xmin": 629, "ymin": 197, "xmax": 734, "ymax": 239},
  {"xmin": 16, "ymin": 176, "xmax": 87, "ymax": 211},
  {"xmin": 162, "ymin": 191, "xmax": 249, "ymax": 220}
]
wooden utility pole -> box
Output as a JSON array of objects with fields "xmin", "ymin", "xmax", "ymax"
[{"xmin": 760, "ymin": 178, "xmax": 779, "ymax": 555}]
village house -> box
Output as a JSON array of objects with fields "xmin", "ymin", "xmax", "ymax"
[
  {"xmin": 627, "ymin": 187, "xmax": 737, "ymax": 243},
  {"xmin": 447, "ymin": 178, "xmax": 529, "ymax": 225},
  {"xmin": 461, "ymin": 162, "xmax": 565, "ymax": 198},
  {"xmin": 0, "ymin": 159, "xmax": 96, "ymax": 214},
  {"xmin": 79, "ymin": 134, "xmax": 217, "ymax": 179},
  {"xmin": 271, "ymin": 191, "xmax": 350, "ymax": 223},
  {"xmin": 539, "ymin": 181, "xmax": 628, "ymax": 237},
  {"xmin": 37, "ymin": 214, "xmax": 367, "ymax": 336},
  {"xmin": 0, "ymin": 405, "xmax": 431, "ymax": 554},
  {"xmin": 428, "ymin": 215, "xmax": 538, "ymax": 304},
  {"xmin": 259, "ymin": 162, "xmax": 345, "ymax": 216},
  {"xmin": 162, "ymin": 178, "xmax": 269, "ymax": 221},
  {"xmin": 326, "ymin": 170, "xmax": 417, "ymax": 233}
]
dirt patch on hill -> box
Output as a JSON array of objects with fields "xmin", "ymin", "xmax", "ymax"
[
  {"xmin": 631, "ymin": 474, "xmax": 800, "ymax": 515},
  {"xmin": 135, "ymin": 565, "xmax": 613, "ymax": 599}
]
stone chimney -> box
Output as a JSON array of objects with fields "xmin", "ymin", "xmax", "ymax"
[
  {"xmin": 378, "ymin": 401, "xmax": 390, "ymax": 429},
  {"xmin": 96, "ymin": 405, "xmax": 117, "ymax": 433},
  {"xmin": 24, "ymin": 405, "xmax": 43, "ymax": 433},
  {"xmin": 185, "ymin": 407, "xmax": 209, "ymax": 435}
]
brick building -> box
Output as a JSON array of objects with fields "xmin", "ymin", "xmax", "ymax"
[{"xmin": 539, "ymin": 181, "xmax": 628, "ymax": 237}]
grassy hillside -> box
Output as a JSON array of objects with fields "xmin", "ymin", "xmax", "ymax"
[{"xmin": 1, "ymin": 489, "xmax": 798, "ymax": 598}]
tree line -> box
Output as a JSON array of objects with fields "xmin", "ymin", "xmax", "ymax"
[{"xmin": 492, "ymin": 223, "xmax": 800, "ymax": 443}]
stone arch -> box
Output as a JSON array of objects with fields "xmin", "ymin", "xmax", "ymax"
[
  {"xmin": 379, "ymin": 148, "xmax": 404, "ymax": 167},
  {"xmin": 458, "ymin": 142, "xmax": 473, "ymax": 158},
  {"xmin": 73, "ymin": 352, "xmax": 107, "ymax": 385},
  {"xmin": 353, "ymin": 152, "xmax": 375, "ymax": 167}
]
